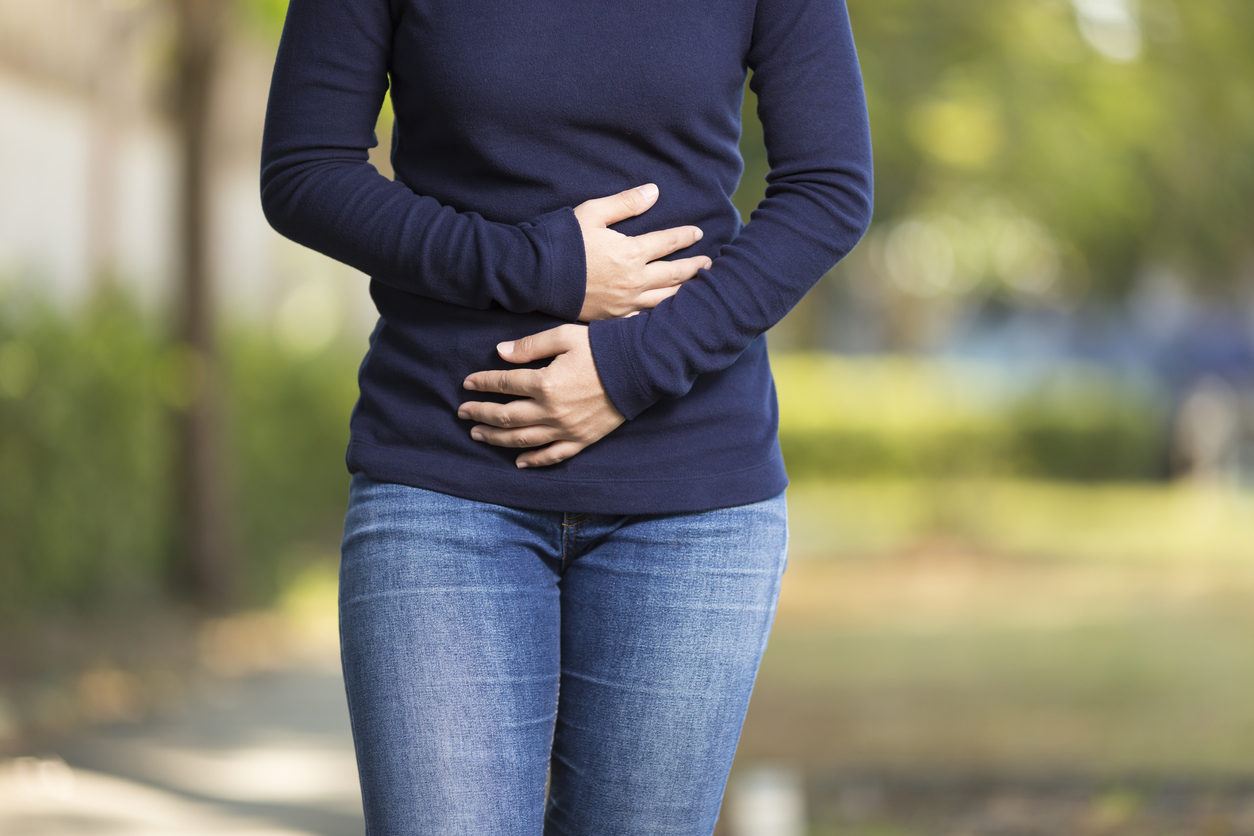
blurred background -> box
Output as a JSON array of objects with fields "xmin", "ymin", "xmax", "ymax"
[{"xmin": 2, "ymin": 0, "xmax": 1254, "ymax": 834}]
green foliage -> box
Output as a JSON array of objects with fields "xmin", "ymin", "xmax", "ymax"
[
  {"xmin": 224, "ymin": 325, "xmax": 358, "ymax": 600},
  {"xmin": 233, "ymin": 0, "xmax": 289, "ymax": 41},
  {"xmin": 0, "ymin": 291, "xmax": 171, "ymax": 618},
  {"xmin": 1007, "ymin": 369, "xmax": 1167, "ymax": 480},
  {"xmin": 774, "ymin": 354, "xmax": 1169, "ymax": 481},
  {"xmin": 732, "ymin": 78, "xmax": 768, "ymax": 224},
  {"xmin": 844, "ymin": 0, "xmax": 1254, "ymax": 293},
  {"xmin": 236, "ymin": 0, "xmax": 1254, "ymax": 298},
  {"xmin": 0, "ymin": 289, "xmax": 357, "ymax": 620},
  {"xmin": 0, "ymin": 291, "xmax": 1173, "ymax": 621}
]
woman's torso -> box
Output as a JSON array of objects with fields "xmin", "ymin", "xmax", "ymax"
[{"xmin": 348, "ymin": 0, "xmax": 788, "ymax": 513}]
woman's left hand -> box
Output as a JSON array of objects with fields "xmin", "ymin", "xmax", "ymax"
[{"xmin": 459, "ymin": 324, "xmax": 625, "ymax": 468}]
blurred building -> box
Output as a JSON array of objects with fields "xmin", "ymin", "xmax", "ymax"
[{"xmin": 0, "ymin": 0, "xmax": 375, "ymax": 344}]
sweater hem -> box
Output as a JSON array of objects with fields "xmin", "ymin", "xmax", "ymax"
[{"xmin": 346, "ymin": 438, "xmax": 789, "ymax": 515}]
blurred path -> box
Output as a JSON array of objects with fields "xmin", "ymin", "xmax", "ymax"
[{"xmin": 0, "ymin": 670, "xmax": 364, "ymax": 836}]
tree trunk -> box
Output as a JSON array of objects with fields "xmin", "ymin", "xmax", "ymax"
[
  {"xmin": 88, "ymin": 5, "xmax": 127, "ymax": 287},
  {"xmin": 172, "ymin": 0, "xmax": 234, "ymax": 608}
]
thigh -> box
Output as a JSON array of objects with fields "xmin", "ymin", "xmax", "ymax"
[
  {"xmin": 546, "ymin": 492, "xmax": 789, "ymax": 836},
  {"xmin": 339, "ymin": 474, "xmax": 563, "ymax": 836}
]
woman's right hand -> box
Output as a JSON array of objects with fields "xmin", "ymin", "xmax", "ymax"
[{"xmin": 574, "ymin": 184, "xmax": 712, "ymax": 321}]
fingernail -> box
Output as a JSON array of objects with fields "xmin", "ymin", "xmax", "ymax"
[
  {"xmin": 516, "ymin": 461, "xmax": 529, "ymax": 469},
  {"xmin": 637, "ymin": 183, "xmax": 658, "ymax": 200},
  {"xmin": 463, "ymin": 378, "xmax": 477, "ymax": 391},
  {"xmin": 497, "ymin": 341, "xmax": 514, "ymax": 356},
  {"xmin": 703, "ymin": 258, "xmax": 713, "ymax": 269},
  {"xmin": 471, "ymin": 430, "xmax": 484, "ymax": 442},
  {"xmin": 694, "ymin": 227, "xmax": 703, "ymax": 240},
  {"xmin": 457, "ymin": 408, "xmax": 469, "ymax": 420}
]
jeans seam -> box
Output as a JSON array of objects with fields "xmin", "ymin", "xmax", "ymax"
[
  {"xmin": 561, "ymin": 513, "xmax": 592, "ymax": 570},
  {"xmin": 561, "ymin": 514, "xmax": 573, "ymax": 571}
]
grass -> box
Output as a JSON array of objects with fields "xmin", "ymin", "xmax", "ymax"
[
  {"xmin": 784, "ymin": 478, "xmax": 1254, "ymax": 563},
  {"xmin": 729, "ymin": 479, "xmax": 1254, "ymax": 832},
  {"xmin": 271, "ymin": 480, "xmax": 1254, "ymax": 777},
  {"xmin": 10, "ymin": 476, "xmax": 1254, "ymax": 831}
]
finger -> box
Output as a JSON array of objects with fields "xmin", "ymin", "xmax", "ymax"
[
  {"xmin": 497, "ymin": 324, "xmax": 581, "ymax": 364},
  {"xmin": 470, "ymin": 424, "xmax": 565, "ymax": 449},
  {"xmin": 516, "ymin": 440, "xmax": 586, "ymax": 469},
  {"xmin": 576, "ymin": 184, "xmax": 659, "ymax": 227},
  {"xmin": 633, "ymin": 225, "xmax": 705, "ymax": 262},
  {"xmin": 457, "ymin": 399, "xmax": 549, "ymax": 429},
  {"xmin": 640, "ymin": 254, "xmax": 712, "ymax": 288},
  {"xmin": 463, "ymin": 368, "xmax": 543, "ymax": 397},
  {"xmin": 631, "ymin": 285, "xmax": 682, "ymax": 311}
]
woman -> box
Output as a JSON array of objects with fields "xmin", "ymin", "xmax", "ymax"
[{"xmin": 261, "ymin": 0, "xmax": 872, "ymax": 833}]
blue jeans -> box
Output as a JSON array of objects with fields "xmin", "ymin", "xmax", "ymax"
[{"xmin": 338, "ymin": 473, "xmax": 788, "ymax": 836}]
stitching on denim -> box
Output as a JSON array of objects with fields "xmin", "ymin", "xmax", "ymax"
[
  {"xmin": 547, "ymin": 664, "xmax": 561, "ymax": 821},
  {"xmin": 561, "ymin": 513, "xmax": 593, "ymax": 570},
  {"xmin": 560, "ymin": 513, "xmax": 573, "ymax": 571}
]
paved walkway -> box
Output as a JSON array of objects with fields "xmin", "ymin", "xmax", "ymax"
[{"xmin": 0, "ymin": 670, "xmax": 364, "ymax": 836}]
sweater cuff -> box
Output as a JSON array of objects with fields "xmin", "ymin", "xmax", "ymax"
[
  {"xmin": 530, "ymin": 206, "xmax": 586, "ymax": 321},
  {"xmin": 588, "ymin": 315, "xmax": 658, "ymax": 420}
]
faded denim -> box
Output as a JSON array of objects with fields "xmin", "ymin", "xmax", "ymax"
[{"xmin": 338, "ymin": 472, "xmax": 788, "ymax": 836}]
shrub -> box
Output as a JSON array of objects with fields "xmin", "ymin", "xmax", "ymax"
[
  {"xmin": 774, "ymin": 354, "xmax": 1169, "ymax": 481},
  {"xmin": 0, "ymin": 291, "xmax": 1173, "ymax": 620},
  {"xmin": 0, "ymin": 288, "xmax": 360, "ymax": 619}
]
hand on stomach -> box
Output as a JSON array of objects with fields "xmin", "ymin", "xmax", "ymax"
[
  {"xmin": 459, "ymin": 324, "xmax": 624, "ymax": 468},
  {"xmin": 459, "ymin": 184, "xmax": 704, "ymax": 467},
  {"xmin": 576, "ymin": 183, "xmax": 710, "ymax": 321}
]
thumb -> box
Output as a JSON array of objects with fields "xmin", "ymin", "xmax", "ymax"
[
  {"xmin": 577, "ymin": 183, "xmax": 659, "ymax": 228},
  {"xmin": 498, "ymin": 325, "xmax": 581, "ymax": 364}
]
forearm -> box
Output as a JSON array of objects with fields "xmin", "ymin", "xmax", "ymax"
[
  {"xmin": 260, "ymin": 0, "xmax": 586, "ymax": 319},
  {"xmin": 587, "ymin": 0, "xmax": 874, "ymax": 419},
  {"xmin": 588, "ymin": 200, "xmax": 868, "ymax": 418}
]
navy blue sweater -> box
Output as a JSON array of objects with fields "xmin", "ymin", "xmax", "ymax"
[{"xmin": 261, "ymin": 0, "xmax": 873, "ymax": 514}]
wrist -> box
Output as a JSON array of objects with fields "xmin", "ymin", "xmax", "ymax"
[
  {"xmin": 587, "ymin": 316, "xmax": 655, "ymax": 421},
  {"xmin": 528, "ymin": 206, "xmax": 586, "ymax": 321}
]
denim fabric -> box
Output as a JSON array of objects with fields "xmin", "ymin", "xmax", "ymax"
[{"xmin": 338, "ymin": 472, "xmax": 789, "ymax": 836}]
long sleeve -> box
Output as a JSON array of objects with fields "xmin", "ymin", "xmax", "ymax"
[
  {"xmin": 259, "ymin": 0, "xmax": 587, "ymax": 319},
  {"xmin": 587, "ymin": 0, "xmax": 874, "ymax": 420}
]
